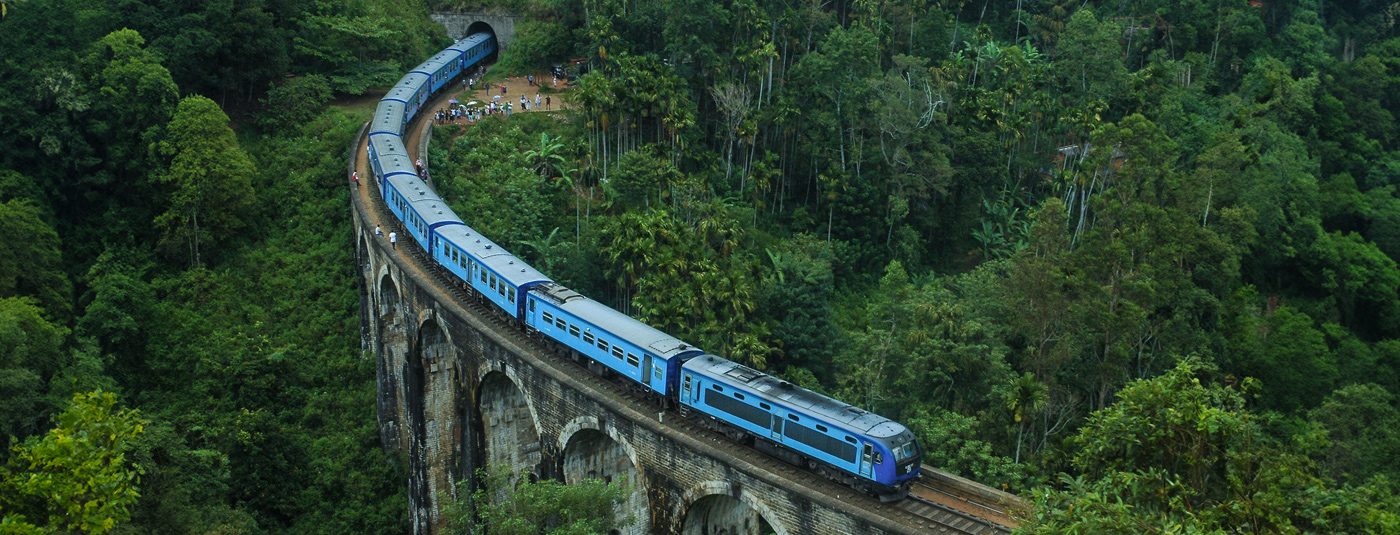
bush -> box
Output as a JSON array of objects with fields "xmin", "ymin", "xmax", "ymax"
[{"xmin": 259, "ymin": 75, "xmax": 333, "ymax": 133}]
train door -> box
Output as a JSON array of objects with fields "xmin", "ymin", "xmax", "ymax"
[
  {"xmin": 770, "ymin": 414, "xmax": 783, "ymax": 440},
  {"xmin": 859, "ymin": 442, "xmax": 874, "ymax": 479},
  {"xmin": 641, "ymin": 354, "xmax": 652, "ymax": 384},
  {"xmin": 682, "ymin": 373, "xmax": 693, "ymax": 403}
]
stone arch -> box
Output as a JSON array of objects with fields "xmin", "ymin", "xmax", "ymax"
[
  {"xmin": 376, "ymin": 273, "xmax": 409, "ymax": 454},
  {"xmin": 413, "ymin": 317, "xmax": 460, "ymax": 532},
  {"xmin": 477, "ymin": 369, "xmax": 542, "ymax": 485},
  {"xmin": 679, "ymin": 482, "xmax": 785, "ymax": 535},
  {"xmin": 466, "ymin": 21, "xmax": 499, "ymax": 58},
  {"xmin": 558, "ymin": 417, "xmax": 649, "ymax": 535},
  {"xmin": 403, "ymin": 317, "xmax": 430, "ymax": 535}
]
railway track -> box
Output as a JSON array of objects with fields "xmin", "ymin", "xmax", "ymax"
[
  {"xmin": 897, "ymin": 477, "xmax": 1017, "ymax": 535},
  {"xmin": 352, "ymin": 86, "xmax": 1023, "ymax": 535}
]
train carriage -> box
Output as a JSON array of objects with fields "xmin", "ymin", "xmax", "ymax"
[
  {"xmin": 383, "ymin": 174, "xmax": 461, "ymax": 253},
  {"xmin": 527, "ymin": 283, "xmax": 703, "ymax": 397},
  {"xmin": 367, "ymin": 135, "xmax": 414, "ymax": 197},
  {"xmin": 362, "ymin": 29, "xmax": 925, "ymax": 504},
  {"xmin": 370, "ymin": 100, "xmax": 408, "ymax": 138},
  {"xmin": 680, "ymin": 355, "xmax": 920, "ymax": 499},
  {"xmin": 453, "ymin": 33, "xmax": 495, "ymax": 71},
  {"xmin": 436, "ymin": 227, "xmax": 550, "ymax": 319},
  {"xmin": 384, "ymin": 73, "xmax": 431, "ymax": 123},
  {"xmin": 413, "ymin": 48, "xmax": 462, "ymax": 94}
]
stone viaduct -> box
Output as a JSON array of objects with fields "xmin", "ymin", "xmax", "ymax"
[{"xmin": 351, "ymin": 118, "xmax": 945, "ymax": 534}]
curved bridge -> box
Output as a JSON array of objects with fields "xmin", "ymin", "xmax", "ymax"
[{"xmin": 349, "ymin": 32, "xmax": 1018, "ymax": 535}]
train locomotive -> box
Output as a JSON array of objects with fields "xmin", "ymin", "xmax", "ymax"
[{"xmin": 362, "ymin": 31, "xmax": 922, "ymax": 501}]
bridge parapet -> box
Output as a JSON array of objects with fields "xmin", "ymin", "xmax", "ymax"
[{"xmin": 348, "ymin": 121, "xmax": 960, "ymax": 534}]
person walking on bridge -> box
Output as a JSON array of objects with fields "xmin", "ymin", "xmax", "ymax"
[{"xmin": 389, "ymin": 232, "xmax": 397, "ymax": 250}]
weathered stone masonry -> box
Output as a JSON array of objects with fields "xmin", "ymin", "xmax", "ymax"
[{"xmin": 352, "ymin": 120, "xmax": 932, "ymax": 535}]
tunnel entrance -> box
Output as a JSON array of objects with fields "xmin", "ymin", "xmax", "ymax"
[
  {"xmin": 681, "ymin": 494, "xmax": 774, "ymax": 535},
  {"xmin": 479, "ymin": 371, "xmax": 541, "ymax": 484},
  {"xmin": 561, "ymin": 428, "xmax": 649, "ymax": 534},
  {"xmin": 466, "ymin": 21, "xmax": 499, "ymax": 63}
]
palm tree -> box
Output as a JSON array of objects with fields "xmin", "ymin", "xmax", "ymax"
[
  {"xmin": 519, "ymin": 227, "xmax": 564, "ymax": 274},
  {"xmin": 1005, "ymin": 371, "xmax": 1048, "ymax": 463},
  {"xmin": 523, "ymin": 132, "xmax": 566, "ymax": 178},
  {"xmin": 551, "ymin": 165, "xmax": 582, "ymax": 249}
]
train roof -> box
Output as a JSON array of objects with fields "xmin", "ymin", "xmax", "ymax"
[
  {"xmin": 384, "ymin": 73, "xmax": 428, "ymax": 103},
  {"xmin": 369, "ymin": 134, "xmax": 409, "ymax": 161},
  {"xmin": 413, "ymin": 48, "xmax": 460, "ymax": 75},
  {"xmin": 449, "ymin": 33, "xmax": 489, "ymax": 52},
  {"xmin": 371, "ymin": 100, "xmax": 407, "ymax": 135},
  {"xmin": 532, "ymin": 283, "xmax": 703, "ymax": 361},
  {"xmin": 386, "ymin": 174, "xmax": 440, "ymax": 206},
  {"xmin": 437, "ymin": 227, "xmax": 551, "ymax": 287},
  {"xmin": 405, "ymin": 191, "xmax": 464, "ymax": 228},
  {"xmin": 684, "ymin": 355, "xmax": 907, "ymax": 438},
  {"xmin": 478, "ymin": 250, "xmax": 550, "ymax": 288},
  {"xmin": 371, "ymin": 142, "xmax": 415, "ymax": 180}
]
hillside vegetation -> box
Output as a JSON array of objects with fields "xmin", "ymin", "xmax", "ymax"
[{"xmin": 2, "ymin": 0, "xmax": 1400, "ymax": 533}]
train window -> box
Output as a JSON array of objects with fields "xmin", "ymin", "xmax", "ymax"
[
  {"xmin": 846, "ymin": 436, "xmax": 857, "ymax": 444},
  {"xmin": 568, "ymin": 325, "xmax": 580, "ymax": 337},
  {"xmin": 788, "ymin": 414, "xmax": 799, "ymax": 421},
  {"xmin": 611, "ymin": 346, "xmax": 624, "ymax": 360},
  {"xmin": 597, "ymin": 339, "xmax": 609, "ymax": 352},
  {"xmin": 734, "ymin": 393, "xmax": 745, "ymax": 400},
  {"xmin": 555, "ymin": 318, "xmax": 566, "ymax": 329},
  {"xmin": 459, "ymin": 255, "xmax": 466, "ymax": 269},
  {"xmin": 498, "ymin": 285, "xmax": 506, "ymax": 298},
  {"xmin": 759, "ymin": 402, "xmax": 770, "ymax": 410},
  {"xmin": 489, "ymin": 273, "xmax": 497, "ymax": 288},
  {"xmin": 712, "ymin": 385, "xmax": 724, "ymax": 392},
  {"xmin": 583, "ymin": 332, "xmax": 595, "ymax": 344},
  {"xmin": 816, "ymin": 424, "xmax": 828, "ymax": 432},
  {"xmin": 542, "ymin": 311, "xmax": 554, "ymax": 324},
  {"xmin": 479, "ymin": 269, "xmax": 487, "ymax": 283},
  {"xmin": 874, "ymin": 452, "xmax": 883, "ymax": 464},
  {"xmin": 529, "ymin": 300, "xmax": 536, "ymax": 312},
  {"xmin": 626, "ymin": 353, "xmax": 639, "ymax": 367},
  {"xmin": 508, "ymin": 288, "xmax": 515, "ymax": 302}
]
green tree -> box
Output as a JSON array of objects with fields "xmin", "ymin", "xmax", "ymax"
[
  {"xmin": 1307, "ymin": 383, "xmax": 1400, "ymax": 483},
  {"xmin": 523, "ymin": 132, "xmax": 567, "ymax": 179},
  {"xmin": 1020, "ymin": 359, "xmax": 1400, "ymax": 534},
  {"xmin": 258, "ymin": 74, "xmax": 332, "ymax": 133},
  {"xmin": 0, "ymin": 297, "xmax": 68, "ymax": 444},
  {"xmin": 0, "ymin": 200, "xmax": 71, "ymax": 323},
  {"xmin": 443, "ymin": 464, "xmax": 632, "ymax": 535},
  {"xmin": 154, "ymin": 95, "xmax": 256, "ymax": 268},
  {"xmin": 763, "ymin": 235, "xmax": 837, "ymax": 377},
  {"xmin": 0, "ymin": 392, "xmax": 147, "ymax": 535}
]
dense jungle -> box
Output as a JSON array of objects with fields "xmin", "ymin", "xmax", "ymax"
[{"xmin": 2, "ymin": 0, "xmax": 1399, "ymax": 533}]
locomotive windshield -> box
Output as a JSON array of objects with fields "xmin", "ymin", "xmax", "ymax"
[{"xmin": 892, "ymin": 440, "xmax": 919, "ymax": 462}]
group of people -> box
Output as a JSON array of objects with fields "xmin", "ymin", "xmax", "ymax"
[
  {"xmin": 369, "ymin": 71, "xmax": 566, "ymax": 253},
  {"xmin": 517, "ymin": 93, "xmax": 549, "ymax": 111},
  {"xmin": 432, "ymin": 81, "xmax": 552, "ymax": 124},
  {"xmin": 527, "ymin": 73, "xmax": 561, "ymax": 88},
  {"xmin": 436, "ymin": 106, "xmax": 481, "ymax": 122}
]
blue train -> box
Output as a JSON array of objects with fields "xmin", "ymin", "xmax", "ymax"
[{"xmin": 361, "ymin": 32, "xmax": 921, "ymax": 500}]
